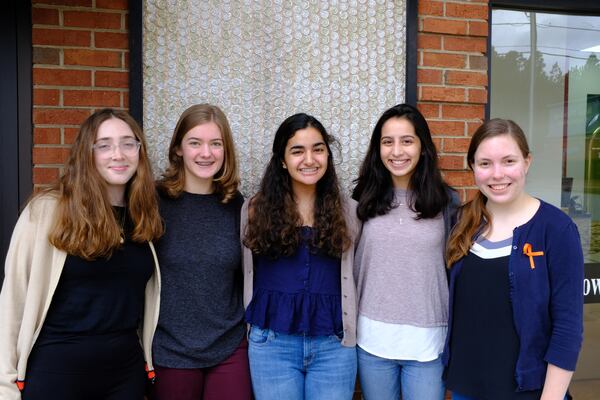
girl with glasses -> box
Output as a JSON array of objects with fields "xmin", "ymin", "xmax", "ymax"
[{"xmin": 0, "ymin": 108, "xmax": 163, "ymax": 400}]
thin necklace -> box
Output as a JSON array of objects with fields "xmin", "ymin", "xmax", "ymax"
[{"xmin": 118, "ymin": 208, "xmax": 126, "ymax": 244}]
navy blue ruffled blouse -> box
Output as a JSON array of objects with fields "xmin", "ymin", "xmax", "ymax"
[{"xmin": 245, "ymin": 227, "xmax": 343, "ymax": 336}]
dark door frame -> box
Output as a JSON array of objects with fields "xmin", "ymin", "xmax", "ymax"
[{"xmin": 0, "ymin": 0, "xmax": 32, "ymax": 280}]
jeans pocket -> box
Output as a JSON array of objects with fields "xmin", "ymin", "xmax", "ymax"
[{"xmin": 248, "ymin": 325, "xmax": 271, "ymax": 345}]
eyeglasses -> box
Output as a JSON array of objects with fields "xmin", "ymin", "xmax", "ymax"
[{"xmin": 93, "ymin": 139, "xmax": 141, "ymax": 156}]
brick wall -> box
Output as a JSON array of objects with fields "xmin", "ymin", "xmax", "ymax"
[
  {"xmin": 417, "ymin": 0, "xmax": 489, "ymax": 201},
  {"xmin": 32, "ymin": 0, "xmax": 129, "ymax": 187},
  {"xmin": 30, "ymin": 0, "xmax": 489, "ymax": 197}
]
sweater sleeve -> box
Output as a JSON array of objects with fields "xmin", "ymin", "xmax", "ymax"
[
  {"xmin": 0, "ymin": 203, "xmax": 37, "ymax": 400},
  {"xmin": 543, "ymin": 221, "xmax": 584, "ymax": 371},
  {"xmin": 240, "ymin": 199, "xmax": 254, "ymax": 309}
]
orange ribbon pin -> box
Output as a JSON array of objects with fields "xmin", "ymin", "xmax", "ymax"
[{"xmin": 523, "ymin": 243, "xmax": 544, "ymax": 269}]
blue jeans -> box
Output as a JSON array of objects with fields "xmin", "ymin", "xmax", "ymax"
[
  {"xmin": 357, "ymin": 346, "xmax": 445, "ymax": 400},
  {"xmin": 248, "ymin": 326, "xmax": 357, "ymax": 400}
]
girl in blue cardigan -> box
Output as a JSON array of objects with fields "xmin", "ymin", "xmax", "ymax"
[{"xmin": 443, "ymin": 119, "xmax": 584, "ymax": 400}]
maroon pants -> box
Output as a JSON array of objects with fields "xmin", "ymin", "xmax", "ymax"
[{"xmin": 150, "ymin": 338, "xmax": 252, "ymax": 400}]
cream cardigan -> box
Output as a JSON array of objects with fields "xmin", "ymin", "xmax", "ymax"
[
  {"xmin": 0, "ymin": 195, "xmax": 161, "ymax": 399},
  {"xmin": 240, "ymin": 196, "xmax": 360, "ymax": 347}
]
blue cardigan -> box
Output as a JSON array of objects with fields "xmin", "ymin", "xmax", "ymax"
[{"xmin": 442, "ymin": 200, "xmax": 584, "ymax": 391}]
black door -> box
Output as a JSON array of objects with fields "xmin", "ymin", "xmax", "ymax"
[{"xmin": 0, "ymin": 0, "xmax": 32, "ymax": 282}]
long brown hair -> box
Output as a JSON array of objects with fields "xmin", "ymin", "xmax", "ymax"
[
  {"xmin": 243, "ymin": 113, "xmax": 351, "ymax": 258},
  {"xmin": 157, "ymin": 104, "xmax": 239, "ymax": 203},
  {"xmin": 446, "ymin": 118, "xmax": 530, "ymax": 267},
  {"xmin": 47, "ymin": 108, "xmax": 163, "ymax": 260}
]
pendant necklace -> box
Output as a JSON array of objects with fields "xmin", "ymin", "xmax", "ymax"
[{"xmin": 118, "ymin": 208, "xmax": 126, "ymax": 244}]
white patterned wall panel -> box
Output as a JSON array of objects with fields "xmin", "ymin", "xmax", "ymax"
[{"xmin": 143, "ymin": 0, "xmax": 406, "ymax": 195}]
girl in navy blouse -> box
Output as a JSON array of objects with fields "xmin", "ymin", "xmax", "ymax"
[
  {"xmin": 242, "ymin": 113, "xmax": 360, "ymax": 400},
  {"xmin": 443, "ymin": 119, "xmax": 584, "ymax": 400}
]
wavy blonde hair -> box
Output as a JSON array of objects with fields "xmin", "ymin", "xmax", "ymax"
[
  {"xmin": 157, "ymin": 104, "xmax": 240, "ymax": 203},
  {"xmin": 47, "ymin": 108, "xmax": 163, "ymax": 260}
]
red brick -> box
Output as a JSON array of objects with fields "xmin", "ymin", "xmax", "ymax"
[
  {"xmin": 468, "ymin": 88, "xmax": 488, "ymax": 104},
  {"xmin": 34, "ymin": 128, "xmax": 61, "ymax": 144},
  {"xmin": 32, "ymin": 0, "xmax": 91, "ymax": 5},
  {"xmin": 418, "ymin": 0, "xmax": 444, "ymax": 16},
  {"xmin": 33, "ymin": 108, "xmax": 90, "ymax": 125},
  {"xmin": 442, "ymin": 104, "xmax": 485, "ymax": 120},
  {"xmin": 443, "ymin": 137, "xmax": 471, "ymax": 152},
  {"xmin": 33, "ymin": 28, "xmax": 91, "ymax": 47},
  {"xmin": 417, "ymin": 69, "xmax": 443, "ymax": 85},
  {"xmin": 122, "ymin": 92, "xmax": 129, "ymax": 109},
  {"xmin": 446, "ymin": 71, "xmax": 487, "ymax": 86},
  {"xmin": 422, "ymin": 52, "xmax": 466, "ymax": 68},
  {"xmin": 64, "ymin": 90, "xmax": 121, "ymax": 107},
  {"xmin": 33, "ymin": 146, "xmax": 72, "ymax": 165},
  {"xmin": 469, "ymin": 21, "xmax": 489, "ymax": 37},
  {"xmin": 443, "ymin": 170, "xmax": 475, "ymax": 186},
  {"xmin": 95, "ymin": 71, "xmax": 128, "ymax": 88},
  {"xmin": 95, "ymin": 32, "xmax": 128, "ymax": 49},
  {"xmin": 96, "ymin": 0, "xmax": 128, "ymax": 9},
  {"xmin": 418, "ymin": 33, "xmax": 442, "ymax": 50},
  {"xmin": 433, "ymin": 137, "xmax": 442, "ymax": 152},
  {"xmin": 124, "ymin": 51, "xmax": 129, "ymax": 68},
  {"xmin": 420, "ymin": 86, "xmax": 466, "ymax": 102},
  {"xmin": 418, "ymin": 103, "xmax": 441, "ymax": 119},
  {"xmin": 467, "ymin": 121, "xmax": 483, "ymax": 135},
  {"xmin": 33, "ymin": 167, "xmax": 61, "ymax": 185},
  {"xmin": 429, "ymin": 120, "xmax": 465, "ymax": 136},
  {"xmin": 445, "ymin": 3, "xmax": 488, "ymax": 19},
  {"xmin": 63, "ymin": 11, "xmax": 122, "ymax": 29},
  {"xmin": 64, "ymin": 49, "xmax": 121, "ymax": 67},
  {"xmin": 33, "ymin": 68, "xmax": 92, "ymax": 86},
  {"xmin": 439, "ymin": 155, "xmax": 465, "ymax": 170},
  {"xmin": 33, "ymin": 89, "xmax": 60, "ymax": 106},
  {"xmin": 33, "ymin": 47, "xmax": 60, "ymax": 65},
  {"xmin": 444, "ymin": 36, "xmax": 487, "ymax": 53},
  {"xmin": 421, "ymin": 18, "xmax": 468, "ymax": 35},
  {"xmin": 64, "ymin": 128, "xmax": 80, "ymax": 144},
  {"xmin": 32, "ymin": 8, "xmax": 59, "ymax": 25}
]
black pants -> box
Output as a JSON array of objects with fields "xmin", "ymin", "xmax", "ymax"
[
  {"xmin": 22, "ymin": 331, "xmax": 146, "ymax": 400},
  {"xmin": 22, "ymin": 362, "xmax": 146, "ymax": 400}
]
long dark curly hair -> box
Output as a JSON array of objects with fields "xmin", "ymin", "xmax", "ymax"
[
  {"xmin": 352, "ymin": 103, "xmax": 451, "ymax": 221},
  {"xmin": 243, "ymin": 113, "xmax": 350, "ymax": 258}
]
